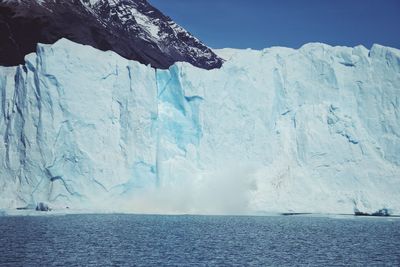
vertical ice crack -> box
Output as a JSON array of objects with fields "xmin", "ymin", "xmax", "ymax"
[
  {"xmin": 126, "ymin": 65, "xmax": 133, "ymax": 92},
  {"xmin": 154, "ymin": 68, "xmax": 160, "ymax": 187}
]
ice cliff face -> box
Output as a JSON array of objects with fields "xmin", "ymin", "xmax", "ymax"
[{"xmin": 0, "ymin": 39, "xmax": 399, "ymax": 214}]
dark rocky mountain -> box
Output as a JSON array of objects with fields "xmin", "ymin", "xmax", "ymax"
[{"xmin": 0, "ymin": 0, "xmax": 223, "ymax": 69}]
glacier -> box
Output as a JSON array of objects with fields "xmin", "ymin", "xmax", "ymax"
[{"xmin": 0, "ymin": 38, "xmax": 399, "ymax": 215}]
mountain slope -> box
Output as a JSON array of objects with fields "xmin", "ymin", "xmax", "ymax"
[{"xmin": 0, "ymin": 0, "xmax": 223, "ymax": 69}]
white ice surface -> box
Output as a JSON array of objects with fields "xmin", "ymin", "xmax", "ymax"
[{"xmin": 0, "ymin": 39, "xmax": 399, "ymax": 215}]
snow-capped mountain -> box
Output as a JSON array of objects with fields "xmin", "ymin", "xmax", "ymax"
[
  {"xmin": 0, "ymin": 39, "xmax": 399, "ymax": 214},
  {"xmin": 0, "ymin": 0, "xmax": 223, "ymax": 69}
]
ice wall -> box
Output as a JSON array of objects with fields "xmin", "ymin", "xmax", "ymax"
[
  {"xmin": 1, "ymin": 39, "xmax": 399, "ymax": 214},
  {"xmin": 0, "ymin": 40, "xmax": 158, "ymax": 209}
]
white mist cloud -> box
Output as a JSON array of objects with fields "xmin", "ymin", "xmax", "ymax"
[{"xmin": 115, "ymin": 164, "xmax": 258, "ymax": 215}]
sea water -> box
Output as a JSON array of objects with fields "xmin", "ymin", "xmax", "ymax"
[{"xmin": 0, "ymin": 214, "xmax": 399, "ymax": 266}]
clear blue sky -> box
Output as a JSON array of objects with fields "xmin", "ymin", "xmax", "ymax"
[{"xmin": 149, "ymin": 0, "xmax": 400, "ymax": 49}]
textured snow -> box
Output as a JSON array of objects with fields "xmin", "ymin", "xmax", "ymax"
[
  {"xmin": 0, "ymin": 39, "xmax": 399, "ymax": 215},
  {"xmin": 129, "ymin": 8, "xmax": 160, "ymax": 38}
]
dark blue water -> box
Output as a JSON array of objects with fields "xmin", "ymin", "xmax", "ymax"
[{"xmin": 0, "ymin": 214, "xmax": 399, "ymax": 266}]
